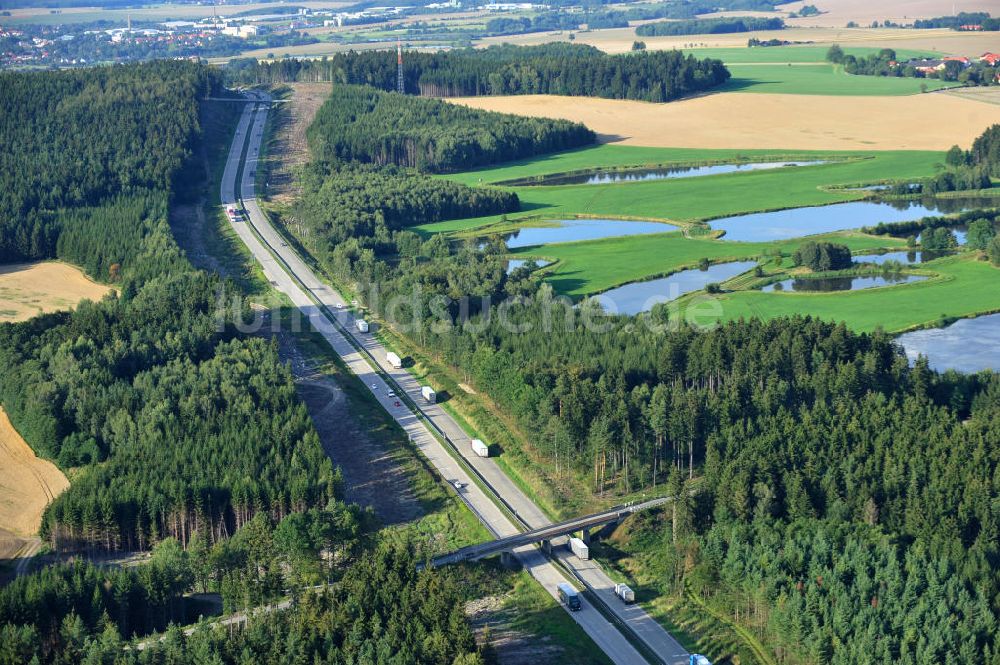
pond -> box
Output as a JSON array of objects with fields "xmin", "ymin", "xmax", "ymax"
[
  {"xmin": 853, "ymin": 251, "xmax": 923, "ymax": 264},
  {"xmin": 711, "ymin": 197, "xmax": 992, "ymax": 242},
  {"xmin": 593, "ymin": 261, "xmax": 757, "ymax": 315},
  {"xmin": 505, "ymin": 258, "xmax": 551, "ymax": 274},
  {"xmin": 501, "ymin": 219, "xmax": 674, "ymax": 249},
  {"xmin": 497, "ymin": 161, "xmax": 829, "ymax": 187},
  {"xmin": 762, "ymin": 273, "xmax": 928, "ymax": 292},
  {"xmin": 897, "ymin": 313, "xmax": 1000, "ymax": 373}
]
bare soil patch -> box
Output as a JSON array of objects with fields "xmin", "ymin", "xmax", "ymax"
[
  {"xmin": 447, "ymin": 92, "xmax": 1000, "ymax": 151},
  {"xmin": 264, "ymin": 325, "xmax": 424, "ymax": 526},
  {"xmin": 0, "ymin": 261, "xmax": 112, "ymax": 323},
  {"xmin": 0, "ymin": 407, "xmax": 69, "ymax": 539},
  {"xmin": 268, "ymin": 83, "xmax": 332, "ymax": 203},
  {"xmin": 466, "ymin": 595, "xmax": 563, "ymax": 665}
]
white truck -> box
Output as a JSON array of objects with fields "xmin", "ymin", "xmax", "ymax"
[
  {"xmin": 569, "ymin": 537, "xmax": 589, "ymax": 560},
  {"xmin": 471, "ymin": 439, "xmax": 490, "ymax": 458},
  {"xmin": 355, "ymin": 319, "xmax": 369, "ymax": 333},
  {"xmin": 614, "ymin": 583, "xmax": 635, "ymax": 604},
  {"xmin": 386, "ymin": 351, "xmax": 403, "ymax": 369},
  {"xmin": 421, "ymin": 386, "xmax": 437, "ymax": 403}
]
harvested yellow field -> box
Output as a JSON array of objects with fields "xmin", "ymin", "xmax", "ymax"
[
  {"xmin": 478, "ymin": 26, "xmax": 997, "ymax": 56},
  {"xmin": 0, "ymin": 261, "xmax": 112, "ymax": 323},
  {"xmin": 782, "ymin": 0, "xmax": 1000, "ymax": 28},
  {"xmin": 448, "ymin": 92, "xmax": 1000, "ymax": 151},
  {"xmin": 0, "ymin": 407, "xmax": 68, "ymax": 538}
]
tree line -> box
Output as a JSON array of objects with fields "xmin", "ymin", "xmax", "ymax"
[
  {"xmin": 226, "ymin": 43, "xmax": 732, "ymax": 103},
  {"xmin": 636, "ymin": 16, "xmax": 785, "ymax": 36},
  {"xmin": 295, "ymin": 160, "xmax": 519, "ymax": 246},
  {"xmin": 913, "ymin": 11, "xmax": 998, "ymax": 30},
  {"xmin": 307, "ymin": 84, "xmax": 595, "ymax": 172}
]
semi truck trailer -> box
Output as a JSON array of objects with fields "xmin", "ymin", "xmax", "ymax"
[
  {"xmin": 614, "ymin": 583, "xmax": 635, "ymax": 604},
  {"xmin": 569, "ymin": 537, "xmax": 590, "ymax": 560},
  {"xmin": 386, "ymin": 351, "xmax": 402, "ymax": 369},
  {"xmin": 421, "ymin": 386, "xmax": 436, "ymax": 403},
  {"xmin": 557, "ymin": 583, "xmax": 581, "ymax": 611}
]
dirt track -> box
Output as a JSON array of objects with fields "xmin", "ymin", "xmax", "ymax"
[{"xmin": 448, "ymin": 92, "xmax": 1000, "ymax": 151}]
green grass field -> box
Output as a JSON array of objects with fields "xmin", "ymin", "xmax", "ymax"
[
  {"xmin": 681, "ymin": 46, "xmax": 939, "ymax": 64},
  {"xmin": 672, "ymin": 46, "xmax": 957, "ymax": 95},
  {"xmin": 720, "ymin": 64, "xmax": 958, "ymax": 95},
  {"xmin": 694, "ymin": 253, "xmax": 1000, "ymax": 333},
  {"xmin": 423, "ymin": 144, "xmax": 1000, "ymax": 331},
  {"xmin": 424, "ymin": 147, "xmax": 945, "ymax": 234},
  {"xmin": 518, "ymin": 231, "xmax": 905, "ymax": 298}
]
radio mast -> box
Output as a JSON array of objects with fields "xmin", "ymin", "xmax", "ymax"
[{"xmin": 396, "ymin": 39, "xmax": 405, "ymax": 94}]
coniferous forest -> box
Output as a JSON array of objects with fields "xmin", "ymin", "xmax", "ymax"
[
  {"xmin": 0, "ymin": 61, "xmax": 489, "ymax": 665},
  {"xmin": 307, "ymin": 84, "xmax": 594, "ymax": 172},
  {"xmin": 292, "ymin": 91, "xmax": 1000, "ymax": 663},
  {"xmin": 227, "ymin": 43, "xmax": 732, "ymax": 103},
  {"xmin": 0, "ymin": 62, "xmax": 337, "ymax": 553}
]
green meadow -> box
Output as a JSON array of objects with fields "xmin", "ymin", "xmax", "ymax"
[
  {"xmin": 514, "ymin": 231, "xmax": 905, "ymax": 298},
  {"xmin": 680, "ymin": 46, "xmax": 940, "ymax": 64},
  {"xmin": 426, "ymin": 147, "xmax": 945, "ymax": 232},
  {"xmin": 692, "ymin": 254, "xmax": 1000, "ymax": 333},
  {"xmin": 422, "ymin": 144, "xmax": 1000, "ymax": 331},
  {"xmin": 670, "ymin": 46, "xmax": 958, "ymax": 95},
  {"xmin": 720, "ymin": 64, "xmax": 958, "ymax": 95}
]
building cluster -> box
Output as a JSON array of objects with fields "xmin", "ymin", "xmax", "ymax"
[
  {"xmin": 320, "ymin": 6, "xmax": 412, "ymax": 28},
  {"xmin": 896, "ymin": 52, "xmax": 1000, "ymax": 80}
]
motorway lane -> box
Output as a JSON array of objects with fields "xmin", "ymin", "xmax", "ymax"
[
  {"xmin": 223, "ymin": 97, "xmax": 654, "ymax": 665},
  {"xmin": 236, "ymin": 95, "xmax": 691, "ymax": 665}
]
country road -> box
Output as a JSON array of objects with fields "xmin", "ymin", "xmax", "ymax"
[{"xmin": 222, "ymin": 92, "xmax": 690, "ymax": 665}]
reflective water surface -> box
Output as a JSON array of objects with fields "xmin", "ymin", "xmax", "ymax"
[
  {"xmin": 498, "ymin": 161, "xmax": 829, "ymax": 187},
  {"xmin": 502, "ymin": 219, "xmax": 674, "ymax": 249},
  {"xmin": 711, "ymin": 197, "xmax": 989, "ymax": 242},
  {"xmin": 762, "ymin": 274, "xmax": 928, "ymax": 292},
  {"xmin": 594, "ymin": 261, "xmax": 758, "ymax": 315},
  {"xmin": 898, "ymin": 314, "xmax": 1000, "ymax": 373}
]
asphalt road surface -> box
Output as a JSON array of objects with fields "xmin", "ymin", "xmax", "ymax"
[{"xmin": 222, "ymin": 93, "xmax": 690, "ymax": 665}]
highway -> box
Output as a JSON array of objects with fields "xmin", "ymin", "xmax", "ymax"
[
  {"xmin": 222, "ymin": 92, "xmax": 689, "ymax": 665},
  {"xmin": 432, "ymin": 497, "xmax": 671, "ymax": 566}
]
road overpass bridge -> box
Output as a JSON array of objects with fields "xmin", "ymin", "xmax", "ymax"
[
  {"xmin": 430, "ymin": 496, "xmax": 671, "ymax": 568},
  {"xmin": 203, "ymin": 96, "xmax": 289, "ymax": 103}
]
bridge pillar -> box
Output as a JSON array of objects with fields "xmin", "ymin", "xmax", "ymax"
[
  {"xmin": 500, "ymin": 550, "xmax": 517, "ymax": 569},
  {"xmin": 581, "ymin": 528, "xmax": 591, "ymax": 545}
]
